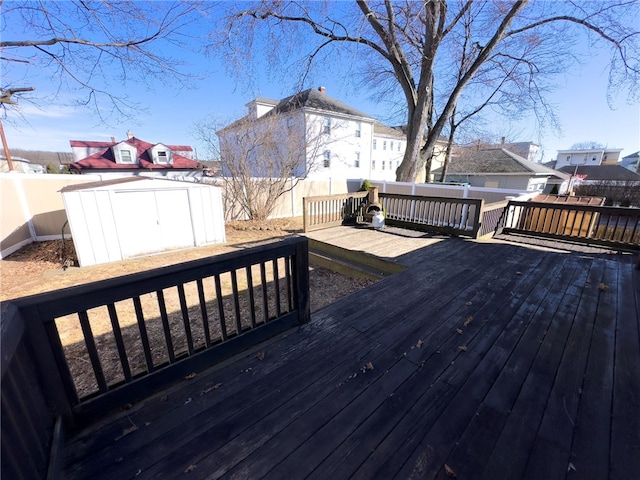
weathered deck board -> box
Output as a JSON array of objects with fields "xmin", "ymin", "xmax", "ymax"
[{"xmin": 62, "ymin": 237, "xmax": 640, "ymax": 480}]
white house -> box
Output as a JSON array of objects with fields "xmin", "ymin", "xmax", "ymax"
[
  {"xmin": 555, "ymin": 148, "xmax": 623, "ymax": 169},
  {"xmin": 218, "ymin": 87, "xmax": 448, "ymax": 183}
]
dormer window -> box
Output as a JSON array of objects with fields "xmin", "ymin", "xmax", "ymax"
[
  {"xmin": 113, "ymin": 142, "xmax": 138, "ymax": 164},
  {"xmin": 149, "ymin": 143, "xmax": 173, "ymax": 164},
  {"xmin": 120, "ymin": 149, "xmax": 134, "ymax": 163},
  {"xmin": 323, "ymin": 117, "xmax": 331, "ymax": 135}
]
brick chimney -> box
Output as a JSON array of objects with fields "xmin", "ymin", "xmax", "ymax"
[
  {"xmin": 318, "ymin": 86, "xmax": 326, "ymax": 94},
  {"xmin": 126, "ymin": 130, "xmax": 134, "ymax": 139}
]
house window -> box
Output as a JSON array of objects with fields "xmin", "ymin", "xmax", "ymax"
[
  {"xmin": 592, "ymin": 156, "xmax": 597, "ymax": 162},
  {"xmin": 383, "ymin": 141, "xmax": 387, "ymax": 151},
  {"xmin": 382, "ymin": 160, "xmax": 386, "ymax": 170},
  {"xmin": 566, "ymin": 155, "xmax": 571, "ymax": 162},
  {"xmin": 355, "ymin": 152, "xmax": 360, "ymax": 168},
  {"xmin": 372, "ymin": 160, "xmax": 376, "ymax": 170},
  {"xmin": 390, "ymin": 141, "xmax": 394, "ymax": 150},
  {"xmin": 398, "ymin": 142, "xmax": 401, "ymax": 152},
  {"xmin": 373, "ymin": 139, "xmax": 377, "ymax": 150},
  {"xmin": 156, "ymin": 151, "xmax": 169, "ymax": 164},
  {"xmin": 120, "ymin": 149, "xmax": 134, "ymax": 163},
  {"xmin": 323, "ymin": 117, "xmax": 331, "ymax": 135},
  {"xmin": 323, "ymin": 150, "xmax": 331, "ymax": 168},
  {"xmin": 355, "ymin": 122, "xmax": 361, "ymax": 138}
]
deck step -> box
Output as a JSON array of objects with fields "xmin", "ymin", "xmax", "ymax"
[{"xmin": 308, "ymin": 238, "xmax": 405, "ymax": 280}]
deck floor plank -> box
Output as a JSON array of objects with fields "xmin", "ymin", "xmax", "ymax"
[{"xmin": 60, "ymin": 232, "xmax": 640, "ymax": 480}]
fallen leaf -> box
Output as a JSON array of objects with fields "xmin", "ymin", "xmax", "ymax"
[
  {"xmin": 464, "ymin": 316, "xmax": 473, "ymax": 326},
  {"xmin": 160, "ymin": 395, "xmax": 168, "ymax": 402},
  {"xmin": 598, "ymin": 282, "xmax": 608, "ymax": 291},
  {"xmin": 465, "ymin": 301, "xmax": 473, "ymax": 306},
  {"xmin": 416, "ymin": 339, "xmax": 424, "ymax": 348},
  {"xmin": 567, "ymin": 462, "xmax": 576, "ymax": 472},
  {"xmin": 116, "ymin": 424, "xmax": 138, "ymax": 440},
  {"xmin": 256, "ymin": 351, "xmax": 265, "ymax": 361},
  {"xmin": 419, "ymin": 360, "xmax": 425, "ymax": 369},
  {"xmin": 184, "ymin": 372, "xmax": 197, "ymax": 380},
  {"xmin": 201, "ymin": 383, "xmax": 223, "ymax": 395},
  {"xmin": 456, "ymin": 328, "xmax": 463, "ymax": 335},
  {"xmin": 366, "ymin": 361, "xmax": 374, "ymax": 371},
  {"xmin": 444, "ymin": 463, "xmax": 457, "ymax": 477},
  {"xmin": 458, "ymin": 346, "xmax": 468, "ymax": 352},
  {"xmin": 516, "ymin": 271, "xmax": 523, "ymax": 275},
  {"xmin": 184, "ymin": 464, "xmax": 197, "ymax": 473}
]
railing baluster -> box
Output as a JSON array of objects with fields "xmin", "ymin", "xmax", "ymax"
[
  {"xmin": 106, "ymin": 304, "xmax": 131, "ymax": 382},
  {"xmin": 214, "ymin": 274, "xmax": 228, "ymax": 341},
  {"xmin": 285, "ymin": 256, "xmax": 293, "ymax": 312},
  {"xmin": 177, "ymin": 285, "xmax": 194, "ymax": 354},
  {"xmin": 196, "ymin": 279, "xmax": 212, "ymax": 348},
  {"xmin": 156, "ymin": 290, "xmax": 175, "ymax": 363},
  {"xmin": 260, "ymin": 262, "xmax": 269, "ymax": 323},
  {"xmin": 132, "ymin": 297, "xmax": 154, "ymax": 372},
  {"xmin": 78, "ymin": 311, "xmax": 108, "ymax": 392},
  {"xmin": 273, "ymin": 259, "xmax": 282, "ymax": 316},
  {"xmin": 230, "ymin": 270, "xmax": 242, "ymax": 335},
  {"xmin": 246, "ymin": 266, "xmax": 257, "ymax": 329}
]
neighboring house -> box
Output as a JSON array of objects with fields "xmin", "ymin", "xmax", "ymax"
[
  {"xmin": 556, "ymin": 164, "xmax": 640, "ymax": 185},
  {"xmin": 555, "ymin": 147, "xmax": 623, "ymax": 169},
  {"xmin": 218, "ymin": 86, "xmax": 446, "ymax": 182},
  {"xmin": 0, "ymin": 155, "xmax": 46, "ymax": 173},
  {"xmin": 459, "ymin": 139, "xmax": 539, "ymax": 163},
  {"xmin": 433, "ymin": 148, "xmax": 570, "ymax": 193},
  {"xmin": 620, "ymin": 151, "xmax": 639, "ymax": 174},
  {"xmin": 69, "ymin": 133, "xmax": 203, "ymax": 178}
]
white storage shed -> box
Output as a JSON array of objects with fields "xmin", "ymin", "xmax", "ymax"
[{"xmin": 61, "ymin": 177, "xmax": 226, "ymax": 266}]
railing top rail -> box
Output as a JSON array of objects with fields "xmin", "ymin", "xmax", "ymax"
[
  {"xmin": 379, "ymin": 192, "xmax": 484, "ymax": 206},
  {"xmin": 304, "ymin": 192, "xmax": 369, "ymax": 203},
  {"xmin": 10, "ymin": 236, "xmax": 308, "ymax": 320},
  {"xmin": 507, "ymin": 200, "xmax": 640, "ymax": 215}
]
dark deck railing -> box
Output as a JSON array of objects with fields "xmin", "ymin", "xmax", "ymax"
[
  {"xmin": 498, "ymin": 200, "xmax": 640, "ymax": 250},
  {"xmin": 303, "ymin": 192, "xmax": 369, "ymax": 232},
  {"xmin": 478, "ymin": 200, "xmax": 509, "ymax": 239},
  {"xmin": 379, "ymin": 193, "xmax": 484, "ymax": 238},
  {"xmin": 1, "ymin": 236, "xmax": 310, "ymax": 478}
]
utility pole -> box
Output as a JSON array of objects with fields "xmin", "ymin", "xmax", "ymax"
[{"xmin": 0, "ymin": 87, "xmax": 35, "ymax": 171}]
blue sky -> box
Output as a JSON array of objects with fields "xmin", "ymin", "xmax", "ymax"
[{"xmin": 2, "ymin": 5, "xmax": 639, "ymax": 163}]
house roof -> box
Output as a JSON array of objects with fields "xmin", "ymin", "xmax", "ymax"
[
  {"xmin": 557, "ymin": 165, "xmax": 640, "ymax": 181},
  {"xmin": 373, "ymin": 122, "xmax": 405, "ymax": 138},
  {"xmin": 70, "ymin": 140, "xmax": 193, "ymax": 152},
  {"xmin": 69, "ymin": 137, "xmax": 202, "ymax": 172},
  {"xmin": 433, "ymin": 148, "xmax": 569, "ymax": 179},
  {"xmin": 270, "ymin": 88, "xmax": 373, "ymax": 119}
]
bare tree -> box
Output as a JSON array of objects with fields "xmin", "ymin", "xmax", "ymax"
[
  {"xmin": 214, "ymin": 1, "xmax": 640, "ymax": 183},
  {"xmin": 570, "ymin": 141, "xmax": 607, "ymax": 149},
  {"xmin": 194, "ymin": 113, "xmax": 325, "ymax": 221},
  {"xmin": 1, "ymin": 1, "xmax": 206, "ymax": 120}
]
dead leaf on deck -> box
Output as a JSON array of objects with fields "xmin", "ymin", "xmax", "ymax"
[
  {"xmin": 256, "ymin": 351, "xmax": 265, "ymax": 361},
  {"xmin": 465, "ymin": 301, "xmax": 473, "ymax": 306},
  {"xmin": 366, "ymin": 361, "xmax": 374, "ymax": 371},
  {"xmin": 464, "ymin": 316, "xmax": 473, "ymax": 326},
  {"xmin": 444, "ymin": 463, "xmax": 457, "ymax": 477},
  {"xmin": 184, "ymin": 372, "xmax": 197, "ymax": 380},
  {"xmin": 458, "ymin": 346, "xmax": 468, "ymax": 352},
  {"xmin": 116, "ymin": 424, "xmax": 139, "ymax": 440},
  {"xmin": 184, "ymin": 464, "xmax": 197, "ymax": 473},
  {"xmin": 598, "ymin": 283, "xmax": 608, "ymax": 291},
  {"xmin": 201, "ymin": 383, "xmax": 223, "ymax": 395},
  {"xmin": 516, "ymin": 271, "xmax": 523, "ymax": 275},
  {"xmin": 416, "ymin": 339, "xmax": 424, "ymax": 348},
  {"xmin": 456, "ymin": 328, "xmax": 463, "ymax": 335}
]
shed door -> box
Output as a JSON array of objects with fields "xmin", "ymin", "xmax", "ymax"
[{"xmin": 113, "ymin": 189, "xmax": 194, "ymax": 259}]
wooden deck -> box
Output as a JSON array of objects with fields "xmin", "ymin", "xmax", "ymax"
[{"xmin": 62, "ymin": 232, "xmax": 640, "ymax": 479}]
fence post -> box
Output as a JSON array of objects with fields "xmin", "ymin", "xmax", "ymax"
[{"xmin": 303, "ymin": 197, "xmax": 310, "ymax": 233}]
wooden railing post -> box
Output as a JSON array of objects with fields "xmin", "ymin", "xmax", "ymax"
[
  {"xmin": 303, "ymin": 197, "xmax": 310, "ymax": 233},
  {"xmin": 294, "ymin": 238, "xmax": 311, "ymax": 324}
]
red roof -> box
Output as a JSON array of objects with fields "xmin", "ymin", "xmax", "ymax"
[{"xmin": 69, "ymin": 137, "xmax": 201, "ymax": 172}]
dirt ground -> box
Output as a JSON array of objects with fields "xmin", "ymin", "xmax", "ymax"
[
  {"xmin": 1, "ymin": 218, "xmax": 375, "ymax": 398},
  {"xmin": 0, "ymin": 217, "xmax": 373, "ymax": 305}
]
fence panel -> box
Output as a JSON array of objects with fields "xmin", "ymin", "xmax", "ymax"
[
  {"xmin": 303, "ymin": 192, "xmax": 369, "ymax": 232},
  {"xmin": 501, "ymin": 201, "xmax": 640, "ymax": 249},
  {"xmin": 379, "ymin": 193, "xmax": 484, "ymax": 238}
]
